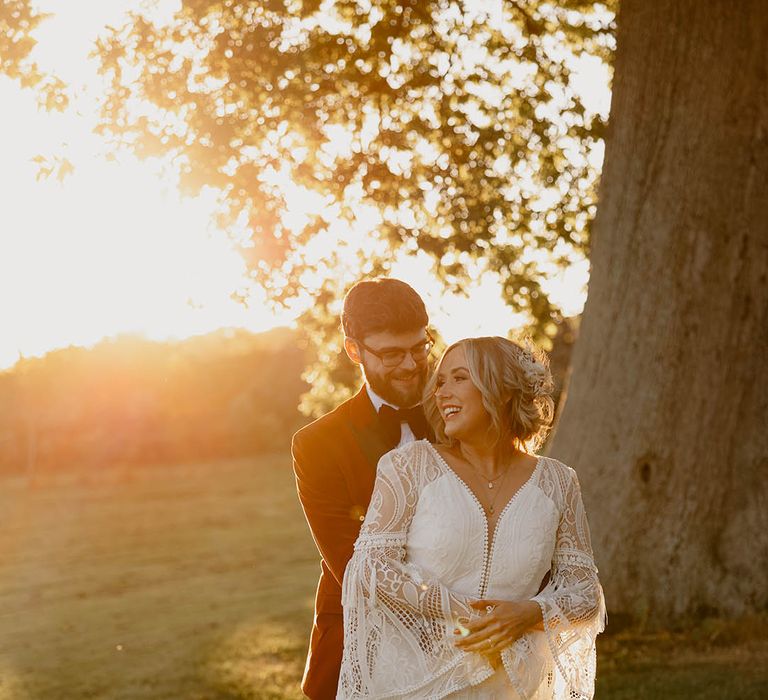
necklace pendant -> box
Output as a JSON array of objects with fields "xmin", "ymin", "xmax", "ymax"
[
  {"xmin": 489, "ymin": 505, "xmax": 494, "ymax": 513},
  {"xmin": 488, "ymin": 482, "xmax": 494, "ymax": 489}
]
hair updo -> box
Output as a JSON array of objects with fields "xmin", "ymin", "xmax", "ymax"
[{"xmin": 423, "ymin": 336, "xmax": 555, "ymax": 454}]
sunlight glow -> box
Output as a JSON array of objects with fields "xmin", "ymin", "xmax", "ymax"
[
  {"xmin": 1, "ymin": 1, "xmax": 604, "ymax": 371},
  {"xmin": 0, "ymin": 1, "xmax": 286, "ymax": 370},
  {"xmin": 0, "ymin": 140, "xmax": 286, "ymax": 369}
]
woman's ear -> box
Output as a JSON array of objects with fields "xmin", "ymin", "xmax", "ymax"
[{"xmin": 344, "ymin": 337, "xmax": 363, "ymax": 364}]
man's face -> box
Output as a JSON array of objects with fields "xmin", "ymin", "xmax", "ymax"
[{"xmin": 352, "ymin": 328, "xmax": 431, "ymax": 408}]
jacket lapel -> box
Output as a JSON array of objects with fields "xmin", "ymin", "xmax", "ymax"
[{"xmin": 346, "ymin": 386, "xmax": 392, "ymax": 472}]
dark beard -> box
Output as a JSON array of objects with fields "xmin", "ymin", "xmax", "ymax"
[{"xmin": 366, "ymin": 365, "xmax": 428, "ymax": 408}]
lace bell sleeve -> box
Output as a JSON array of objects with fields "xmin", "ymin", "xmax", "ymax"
[
  {"xmin": 507, "ymin": 464, "xmax": 606, "ymax": 700},
  {"xmin": 338, "ymin": 444, "xmax": 489, "ymax": 698}
]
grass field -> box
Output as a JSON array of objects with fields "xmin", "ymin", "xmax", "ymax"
[{"xmin": 0, "ymin": 454, "xmax": 765, "ymax": 699}]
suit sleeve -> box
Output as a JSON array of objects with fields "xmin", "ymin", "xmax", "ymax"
[{"xmin": 292, "ymin": 431, "xmax": 361, "ymax": 587}]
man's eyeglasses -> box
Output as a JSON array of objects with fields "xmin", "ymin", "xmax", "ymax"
[{"xmin": 353, "ymin": 330, "xmax": 435, "ymax": 368}]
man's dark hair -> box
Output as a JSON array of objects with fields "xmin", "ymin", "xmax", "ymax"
[{"xmin": 342, "ymin": 278, "xmax": 428, "ymax": 339}]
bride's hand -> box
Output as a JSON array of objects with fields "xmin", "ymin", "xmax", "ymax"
[{"xmin": 454, "ymin": 599, "xmax": 543, "ymax": 657}]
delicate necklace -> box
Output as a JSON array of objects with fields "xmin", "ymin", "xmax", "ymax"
[
  {"xmin": 462, "ymin": 458, "xmax": 510, "ymax": 515},
  {"xmin": 483, "ymin": 472, "xmax": 505, "ymax": 490},
  {"xmin": 481, "ymin": 466, "xmax": 510, "ymax": 515}
]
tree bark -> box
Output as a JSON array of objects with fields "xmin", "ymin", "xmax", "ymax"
[{"xmin": 549, "ymin": 0, "xmax": 768, "ymax": 619}]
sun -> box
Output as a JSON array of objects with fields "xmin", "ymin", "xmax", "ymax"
[{"xmin": 0, "ymin": 126, "xmax": 291, "ymax": 370}]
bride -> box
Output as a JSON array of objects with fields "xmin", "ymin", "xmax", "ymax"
[{"xmin": 337, "ymin": 336, "xmax": 606, "ymax": 699}]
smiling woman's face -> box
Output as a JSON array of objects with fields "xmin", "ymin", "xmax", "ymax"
[{"xmin": 434, "ymin": 345, "xmax": 490, "ymax": 442}]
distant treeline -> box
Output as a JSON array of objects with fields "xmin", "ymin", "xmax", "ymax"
[{"xmin": 0, "ymin": 328, "xmax": 309, "ymax": 474}]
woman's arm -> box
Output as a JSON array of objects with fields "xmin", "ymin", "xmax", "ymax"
[
  {"xmin": 531, "ymin": 466, "xmax": 605, "ymax": 631},
  {"xmin": 344, "ymin": 445, "xmax": 476, "ymax": 623}
]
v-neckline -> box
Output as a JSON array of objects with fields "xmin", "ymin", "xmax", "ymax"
[{"xmin": 425, "ymin": 441, "xmax": 542, "ymax": 552}]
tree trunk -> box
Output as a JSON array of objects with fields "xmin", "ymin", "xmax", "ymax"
[{"xmin": 549, "ymin": 0, "xmax": 768, "ymax": 619}]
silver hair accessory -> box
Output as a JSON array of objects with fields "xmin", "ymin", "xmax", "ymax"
[{"xmin": 515, "ymin": 344, "xmax": 550, "ymax": 398}]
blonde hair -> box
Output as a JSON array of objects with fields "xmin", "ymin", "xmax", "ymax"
[{"xmin": 423, "ymin": 336, "xmax": 555, "ymax": 455}]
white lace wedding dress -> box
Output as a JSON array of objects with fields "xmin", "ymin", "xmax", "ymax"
[{"xmin": 337, "ymin": 440, "xmax": 606, "ymax": 699}]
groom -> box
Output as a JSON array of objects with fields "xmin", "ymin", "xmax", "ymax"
[{"xmin": 291, "ymin": 278, "xmax": 435, "ymax": 699}]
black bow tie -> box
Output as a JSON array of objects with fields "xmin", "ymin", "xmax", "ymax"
[{"xmin": 378, "ymin": 404, "xmax": 430, "ymax": 448}]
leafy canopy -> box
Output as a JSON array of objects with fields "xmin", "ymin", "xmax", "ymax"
[
  {"xmin": 0, "ymin": 0, "xmax": 68, "ymax": 109},
  {"xmin": 93, "ymin": 0, "xmax": 614, "ymax": 412}
]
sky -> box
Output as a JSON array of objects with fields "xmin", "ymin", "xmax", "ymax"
[{"xmin": 0, "ymin": 1, "xmax": 608, "ymax": 371}]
